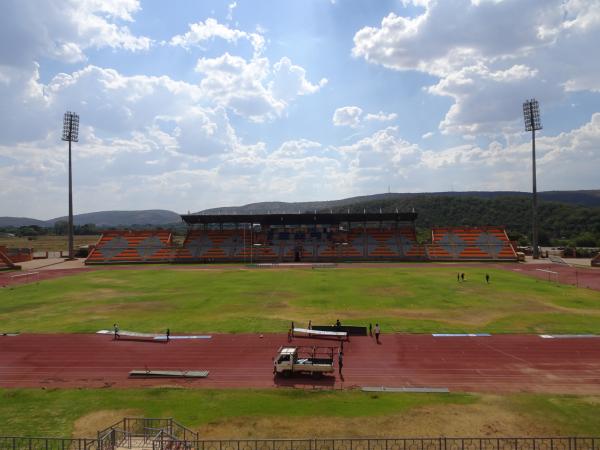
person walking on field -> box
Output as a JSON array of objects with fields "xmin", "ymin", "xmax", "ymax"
[
  {"xmin": 485, "ymin": 273, "xmax": 490, "ymax": 284},
  {"xmin": 461, "ymin": 273, "xmax": 465, "ymax": 282},
  {"xmin": 374, "ymin": 323, "xmax": 381, "ymax": 344},
  {"xmin": 113, "ymin": 323, "xmax": 120, "ymax": 340},
  {"xmin": 166, "ymin": 328, "xmax": 170, "ymax": 342},
  {"xmin": 457, "ymin": 273, "xmax": 460, "ymax": 282}
]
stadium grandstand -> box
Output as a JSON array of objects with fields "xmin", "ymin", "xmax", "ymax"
[
  {"xmin": 86, "ymin": 212, "xmax": 518, "ymax": 264},
  {"xmin": 427, "ymin": 227, "xmax": 517, "ymax": 261},
  {"xmin": 85, "ymin": 230, "xmax": 174, "ymax": 264},
  {"xmin": 175, "ymin": 212, "xmax": 423, "ymax": 263}
]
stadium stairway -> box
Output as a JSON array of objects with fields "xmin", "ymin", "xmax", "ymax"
[
  {"xmin": 85, "ymin": 231, "xmax": 175, "ymax": 264},
  {"xmin": 427, "ymin": 227, "xmax": 517, "ymax": 261}
]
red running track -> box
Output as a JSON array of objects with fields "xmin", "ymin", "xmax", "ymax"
[{"xmin": 1, "ymin": 333, "xmax": 600, "ymax": 394}]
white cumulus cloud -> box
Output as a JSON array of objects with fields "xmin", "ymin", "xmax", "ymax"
[
  {"xmin": 169, "ymin": 18, "xmax": 264, "ymax": 54},
  {"xmin": 333, "ymin": 106, "xmax": 397, "ymax": 128},
  {"xmin": 352, "ymin": 0, "xmax": 600, "ymax": 135}
]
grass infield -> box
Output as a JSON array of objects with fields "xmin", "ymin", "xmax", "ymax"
[
  {"xmin": 1, "ymin": 389, "xmax": 600, "ymax": 437},
  {"xmin": 1, "ymin": 267, "xmax": 600, "ymax": 333}
]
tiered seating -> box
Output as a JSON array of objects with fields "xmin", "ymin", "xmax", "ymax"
[
  {"xmin": 428, "ymin": 227, "xmax": 517, "ymax": 261},
  {"xmin": 173, "ymin": 224, "xmax": 428, "ymax": 263},
  {"xmin": 397, "ymin": 227, "xmax": 426, "ymax": 258},
  {"xmin": 85, "ymin": 231, "xmax": 174, "ymax": 264},
  {"xmin": 366, "ymin": 229, "xmax": 399, "ymax": 258},
  {"xmin": 0, "ymin": 247, "xmax": 17, "ymax": 270},
  {"xmin": 340, "ymin": 229, "xmax": 366, "ymax": 258},
  {"xmin": 2, "ymin": 247, "xmax": 32, "ymax": 263},
  {"xmin": 176, "ymin": 229, "xmax": 279, "ymax": 262}
]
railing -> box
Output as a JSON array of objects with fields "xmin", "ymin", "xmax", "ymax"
[
  {"xmin": 5, "ymin": 434, "xmax": 600, "ymax": 450},
  {"xmin": 96, "ymin": 418, "xmax": 197, "ymax": 449},
  {"xmin": 0, "ymin": 437, "xmax": 99, "ymax": 450},
  {"xmin": 154, "ymin": 438, "xmax": 600, "ymax": 450}
]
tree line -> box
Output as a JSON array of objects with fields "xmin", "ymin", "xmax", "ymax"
[{"xmin": 324, "ymin": 195, "xmax": 600, "ymax": 247}]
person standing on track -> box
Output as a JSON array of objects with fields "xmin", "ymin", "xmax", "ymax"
[
  {"xmin": 374, "ymin": 323, "xmax": 380, "ymax": 344},
  {"xmin": 166, "ymin": 328, "xmax": 170, "ymax": 342},
  {"xmin": 113, "ymin": 323, "xmax": 120, "ymax": 340},
  {"xmin": 338, "ymin": 350, "xmax": 343, "ymax": 375}
]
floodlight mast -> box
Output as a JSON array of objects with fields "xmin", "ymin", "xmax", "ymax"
[
  {"xmin": 523, "ymin": 99, "xmax": 542, "ymax": 259},
  {"xmin": 61, "ymin": 111, "xmax": 79, "ymax": 260}
]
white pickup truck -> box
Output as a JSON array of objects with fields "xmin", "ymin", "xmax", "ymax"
[{"xmin": 273, "ymin": 346, "xmax": 336, "ymax": 377}]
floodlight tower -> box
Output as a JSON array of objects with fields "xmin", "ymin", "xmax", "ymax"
[
  {"xmin": 61, "ymin": 111, "xmax": 79, "ymax": 260},
  {"xmin": 522, "ymin": 99, "xmax": 542, "ymax": 259}
]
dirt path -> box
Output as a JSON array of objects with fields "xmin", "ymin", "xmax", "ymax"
[{"xmin": 2, "ymin": 333, "xmax": 600, "ymax": 394}]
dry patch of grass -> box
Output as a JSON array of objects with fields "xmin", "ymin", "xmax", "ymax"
[
  {"xmin": 197, "ymin": 396, "xmax": 549, "ymax": 438},
  {"xmin": 0, "ymin": 235, "xmax": 100, "ymax": 252},
  {"xmin": 370, "ymin": 287, "xmax": 410, "ymax": 297},
  {"xmin": 64, "ymin": 289, "xmax": 143, "ymax": 302},
  {"xmin": 78, "ymin": 300, "xmax": 172, "ymax": 315},
  {"xmin": 72, "ymin": 409, "xmax": 140, "ymax": 438}
]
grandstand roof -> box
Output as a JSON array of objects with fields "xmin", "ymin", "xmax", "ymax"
[{"xmin": 181, "ymin": 212, "xmax": 417, "ymax": 226}]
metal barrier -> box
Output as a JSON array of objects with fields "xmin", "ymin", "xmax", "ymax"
[
  {"xmin": 0, "ymin": 437, "xmax": 99, "ymax": 450},
  {"xmin": 149, "ymin": 438, "xmax": 600, "ymax": 450},
  {"xmin": 96, "ymin": 418, "xmax": 198, "ymax": 449},
  {"xmin": 4, "ymin": 427, "xmax": 599, "ymax": 450}
]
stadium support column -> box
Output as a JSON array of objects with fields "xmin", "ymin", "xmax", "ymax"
[{"xmin": 523, "ymin": 99, "xmax": 542, "ymax": 260}]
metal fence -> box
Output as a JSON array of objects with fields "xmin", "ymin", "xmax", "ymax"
[
  {"xmin": 3, "ymin": 436, "xmax": 600, "ymax": 450},
  {"xmin": 0, "ymin": 437, "xmax": 99, "ymax": 450}
]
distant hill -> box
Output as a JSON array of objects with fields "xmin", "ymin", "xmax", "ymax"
[
  {"xmin": 197, "ymin": 190, "xmax": 600, "ymax": 246},
  {"xmin": 0, "ymin": 210, "xmax": 182, "ymax": 228},
  {"xmin": 2, "ymin": 190, "xmax": 599, "ymax": 246},
  {"xmin": 0, "ymin": 217, "xmax": 48, "ymax": 227},
  {"xmin": 198, "ymin": 190, "xmax": 600, "ymax": 214}
]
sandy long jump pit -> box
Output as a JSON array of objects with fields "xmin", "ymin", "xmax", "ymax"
[{"xmin": 1, "ymin": 333, "xmax": 600, "ymax": 394}]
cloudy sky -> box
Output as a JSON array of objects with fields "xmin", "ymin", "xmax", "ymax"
[{"xmin": 1, "ymin": 0, "xmax": 599, "ymax": 218}]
